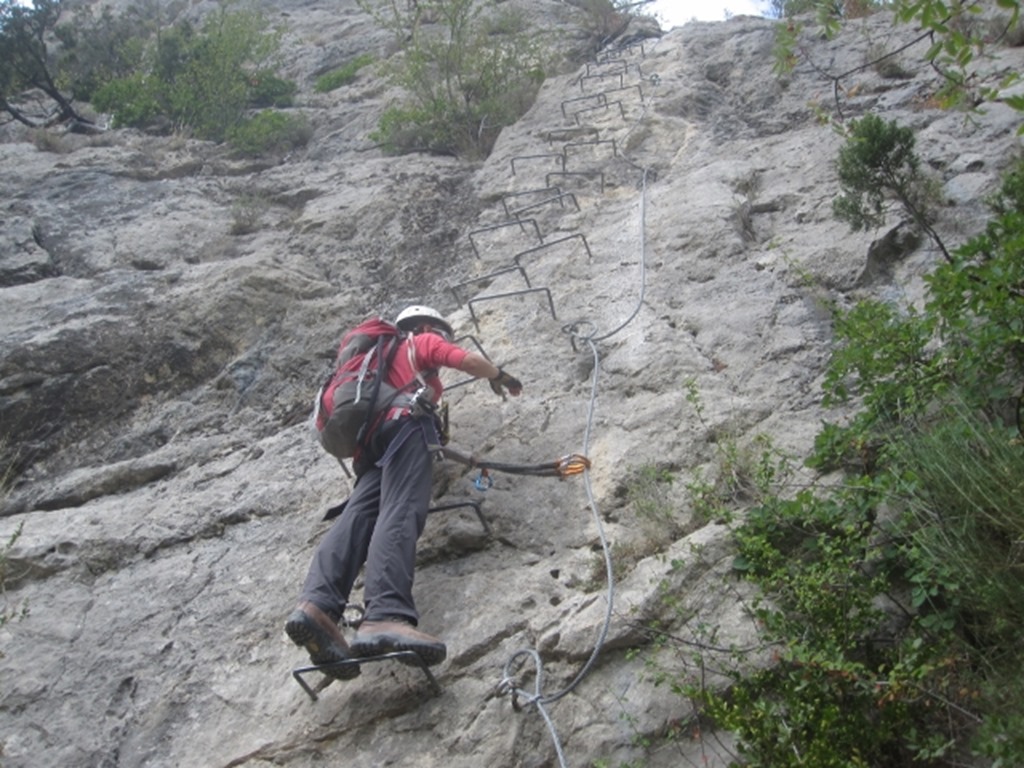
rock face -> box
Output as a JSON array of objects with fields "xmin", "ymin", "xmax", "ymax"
[{"xmin": 0, "ymin": 3, "xmax": 1021, "ymax": 767}]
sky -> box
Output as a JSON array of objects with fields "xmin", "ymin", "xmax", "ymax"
[{"xmin": 647, "ymin": 0, "xmax": 768, "ymax": 26}]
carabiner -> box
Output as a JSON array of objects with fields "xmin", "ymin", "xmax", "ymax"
[{"xmin": 474, "ymin": 468, "xmax": 493, "ymax": 491}]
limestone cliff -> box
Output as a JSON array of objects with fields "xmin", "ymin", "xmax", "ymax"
[{"xmin": 1, "ymin": 2, "xmax": 1021, "ymax": 766}]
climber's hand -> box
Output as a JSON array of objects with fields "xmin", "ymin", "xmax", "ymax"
[{"xmin": 489, "ymin": 368, "xmax": 523, "ymax": 398}]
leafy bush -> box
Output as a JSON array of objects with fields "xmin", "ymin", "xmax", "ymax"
[
  {"xmin": 811, "ymin": 299, "xmax": 941, "ymax": 472},
  {"xmin": 821, "ymin": 153, "xmax": 1024, "ymax": 468},
  {"xmin": 229, "ymin": 192, "xmax": 270, "ymax": 235},
  {"xmin": 833, "ymin": 114, "xmax": 933, "ymax": 231},
  {"xmin": 896, "ymin": 407, "xmax": 1024, "ymax": 645},
  {"xmin": 0, "ymin": 0, "xmax": 88, "ymax": 125},
  {"xmin": 361, "ymin": 0, "xmax": 547, "ymax": 157},
  {"xmin": 703, "ymin": 479, "xmax": 982, "ymax": 768},
  {"xmin": 772, "ymin": 0, "xmax": 1024, "ymax": 127},
  {"xmin": 226, "ymin": 110, "xmax": 312, "ymax": 157},
  {"xmin": 660, "ymin": 154, "xmax": 1024, "ymax": 768},
  {"xmin": 92, "ymin": 73, "xmax": 164, "ymax": 129},
  {"xmin": 247, "ymin": 70, "xmax": 297, "ymax": 108},
  {"xmin": 92, "ymin": 6, "xmax": 295, "ymax": 142},
  {"xmin": 628, "ymin": 464, "xmax": 676, "ymax": 523},
  {"xmin": 895, "ymin": 0, "xmax": 1022, "ymax": 111},
  {"xmin": 926, "ymin": 163, "xmax": 1024, "ymax": 404},
  {"xmin": 314, "ymin": 54, "xmax": 374, "ymax": 93},
  {"xmin": 53, "ymin": 3, "xmax": 159, "ymax": 101}
]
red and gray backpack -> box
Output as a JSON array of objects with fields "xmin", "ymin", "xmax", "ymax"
[{"xmin": 314, "ymin": 318, "xmax": 413, "ymax": 459}]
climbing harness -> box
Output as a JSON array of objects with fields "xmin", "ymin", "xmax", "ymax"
[{"xmin": 296, "ymin": 34, "xmax": 659, "ymax": 768}]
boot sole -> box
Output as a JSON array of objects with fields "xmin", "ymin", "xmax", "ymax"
[
  {"xmin": 351, "ymin": 631, "xmax": 447, "ymax": 667},
  {"xmin": 285, "ymin": 612, "xmax": 361, "ymax": 680}
]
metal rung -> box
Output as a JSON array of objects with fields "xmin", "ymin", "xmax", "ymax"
[
  {"xmin": 445, "ymin": 334, "xmax": 494, "ymax": 391},
  {"xmin": 564, "ymin": 139, "xmax": 618, "ymax": 160},
  {"xmin": 452, "ymin": 334, "xmax": 492, "ymax": 359},
  {"xmin": 542, "ymin": 126, "xmax": 600, "ymax": 143},
  {"xmin": 585, "ymin": 59, "xmax": 627, "ymax": 76},
  {"xmin": 510, "ymin": 153, "xmax": 565, "ymax": 176},
  {"xmin": 598, "ymin": 40, "xmax": 645, "ymax": 60},
  {"xmin": 449, "ymin": 265, "xmax": 531, "ymax": 306},
  {"xmin": 501, "ymin": 187, "xmax": 563, "ymax": 217},
  {"xmin": 575, "ymin": 101, "xmax": 625, "ymax": 125},
  {"xmin": 292, "ymin": 650, "xmax": 442, "ymax": 702},
  {"xmin": 513, "ymin": 234, "xmax": 594, "ymax": 270},
  {"xmin": 428, "ymin": 500, "xmax": 491, "ymax": 536},
  {"xmin": 468, "ymin": 219, "xmax": 543, "ymax": 258},
  {"xmin": 596, "ymin": 84, "xmax": 645, "ymax": 104},
  {"xmin": 561, "ymin": 93, "xmax": 607, "ymax": 119},
  {"xmin": 590, "ymin": 60, "xmax": 644, "ymax": 79},
  {"xmin": 580, "ymin": 71, "xmax": 624, "ymax": 91},
  {"xmin": 468, "ymin": 288, "xmax": 557, "ymax": 330},
  {"xmin": 545, "ymin": 171, "xmax": 605, "ymax": 194},
  {"xmin": 508, "ymin": 192, "xmax": 580, "ymax": 219}
]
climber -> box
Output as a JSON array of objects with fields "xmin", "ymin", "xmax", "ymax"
[{"xmin": 285, "ymin": 305, "xmax": 523, "ymax": 678}]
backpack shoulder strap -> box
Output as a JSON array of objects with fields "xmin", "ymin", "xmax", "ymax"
[{"xmin": 355, "ymin": 333, "xmax": 404, "ymax": 448}]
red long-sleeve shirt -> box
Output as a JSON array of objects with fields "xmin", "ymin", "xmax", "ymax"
[{"xmin": 386, "ymin": 332, "xmax": 468, "ymax": 403}]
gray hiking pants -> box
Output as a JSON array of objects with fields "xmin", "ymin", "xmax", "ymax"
[{"xmin": 299, "ymin": 417, "xmax": 433, "ymax": 626}]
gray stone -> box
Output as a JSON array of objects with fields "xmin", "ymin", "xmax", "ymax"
[{"xmin": 0, "ymin": 4, "xmax": 1021, "ymax": 768}]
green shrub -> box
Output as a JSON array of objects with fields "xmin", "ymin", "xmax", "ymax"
[
  {"xmin": 314, "ymin": 53, "xmax": 374, "ymax": 93},
  {"xmin": 227, "ymin": 110, "xmax": 311, "ymax": 156},
  {"xmin": 91, "ymin": 7, "xmax": 295, "ymax": 142},
  {"xmin": 693, "ymin": 476, "xmax": 984, "ymax": 767},
  {"xmin": 896, "ymin": 407, "xmax": 1024, "ymax": 646},
  {"xmin": 54, "ymin": 3, "xmax": 157, "ymax": 101},
  {"xmin": 0, "ymin": 0, "xmax": 89, "ymax": 125},
  {"xmin": 659, "ymin": 146, "xmax": 1024, "ymax": 768},
  {"xmin": 627, "ymin": 464, "xmax": 676, "ymax": 523},
  {"xmin": 361, "ymin": 0, "xmax": 547, "ymax": 158},
  {"xmin": 814, "ymin": 299, "xmax": 941, "ymax": 470},
  {"xmin": 867, "ymin": 42, "xmax": 914, "ymax": 80},
  {"xmin": 834, "ymin": 111, "xmax": 950, "ymax": 259},
  {"xmin": 92, "ymin": 73, "xmax": 164, "ymax": 129},
  {"xmin": 926, "ymin": 162, "xmax": 1024, "ymax": 403},
  {"xmin": 247, "ymin": 70, "xmax": 297, "ymax": 107},
  {"xmin": 770, "ymin": 1, "xmax": 1023, "ymax": 126},
  {"xmin": 833, "ymin": 113, "xmax": 925, "ymax": 231},
  {"xmin": 821, "ymin": 156, "xmax": 1024, "ymax": 462}
]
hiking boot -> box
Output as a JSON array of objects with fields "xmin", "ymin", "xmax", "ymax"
[
  {"xmin": 351, "ymin": 619, "xmax": 447, "ymax": 667},
  {"xmin": 284, "ymin": 601, "xmax": 361, "ymax": 680}
]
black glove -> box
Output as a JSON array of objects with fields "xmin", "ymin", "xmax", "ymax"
[{"xmin": 489, "ymin": 368, "xmax": 523, "ymax": 398}]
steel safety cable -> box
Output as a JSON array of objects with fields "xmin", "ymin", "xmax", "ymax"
[
  {"xmin": 565, "ymin": 67, "xmax": 658, "ymax": 345},
  {"xmin": 499, "ymin": 169, "xmax": 646, "ymax": 711},
  {"xmin": 497, "ymin": 36, "xmax": 665, "ymax": 767},
  {"xmin": 498, "ymin": 333, "xmax": 613, "ymax": 701},
  {"xmin": 497, "ymin": 337, "xmax": 609, "ymax": 768}
]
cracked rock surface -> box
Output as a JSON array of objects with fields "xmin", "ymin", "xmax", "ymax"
[{"xmin": 1, "ymin": 3, "xmax": 1021, "ymax": 766}]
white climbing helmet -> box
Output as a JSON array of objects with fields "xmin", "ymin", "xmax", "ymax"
[{"xmin": 395, "ymin": 305, "xmax": 454, "ymax": 338}]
